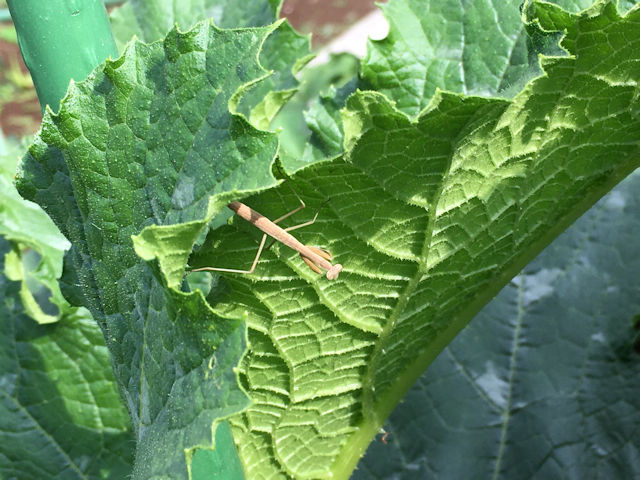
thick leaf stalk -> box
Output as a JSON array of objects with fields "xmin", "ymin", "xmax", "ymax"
[{"xmin": 7, "ymin": 0, "xmax": 117, "ymax": 113}]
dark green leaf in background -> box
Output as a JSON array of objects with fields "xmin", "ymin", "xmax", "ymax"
[
  {"xmin": 0, "ymin": 237, "xmax": 134, "ymax": 480},
  {"xmin": 355, "ymin": 169, "xmax": 640, "ymax": 480},
  {"xmin": 360, "ymin": 0, "xmax": 606, "ymax": 117}
]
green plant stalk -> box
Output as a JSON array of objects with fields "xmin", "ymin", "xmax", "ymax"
[{"xmin": 7, "ymin": 0, "xmax": 117, "ymax": 113}]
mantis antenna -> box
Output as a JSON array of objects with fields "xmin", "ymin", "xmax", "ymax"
[{"xmin": 188, "ymin": 192, "xmax": 342, "ymax": 280}]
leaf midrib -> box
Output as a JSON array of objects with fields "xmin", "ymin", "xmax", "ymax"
[
  {"xmin": 360, "ymin": 95, "xmax": 461, "ymax": 420},
  {"xmin": 491, "ymin": 274, "xmax": 525, "ymax": 480}
]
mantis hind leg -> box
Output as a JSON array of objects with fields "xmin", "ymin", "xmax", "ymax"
[{"xmin": 188, "ymin": 233, "xmax": 268, "ymax": 275}]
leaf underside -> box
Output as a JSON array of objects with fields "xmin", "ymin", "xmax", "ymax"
[
  {"xmin": 356, "ymin": 169, "xmax": 640, "ymax": 479},
  {"xmin": 189, "ymin": 2, "xmax": 640, "ymax": 477}
]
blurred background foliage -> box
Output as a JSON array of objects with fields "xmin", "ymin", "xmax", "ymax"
[{"xmin": 0, "ymin": 0, "xmax": 375, "ymax": 138}]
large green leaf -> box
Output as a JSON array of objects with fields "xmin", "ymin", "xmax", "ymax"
[
  {"xmin": 278, "ymin": 0, "xmax": 588, "ymax": 175},
  {"xmin": 184, "ymin": 2, "xmax": 640, "ymax": 477},
  {"xmin": 110, "ymin": 0, "xmax": 311, "ymax": 131},
  {"xmin": 110, "ymin": 0, "xmax": 281, "ymax": 51},
  {"xmin": 360, "ymin": 0, "xmax": 606, "ymax": 117},
  {"xmin": 0, "ymin": 237, "xmax": 134, "ymax": 479},
  {"xmin": 355, "ymin": 169, "xmax": 640, "ymax": 480},
  {"xmin": 0, "ymin": 133, "xmax": 131, "ymax": 477},
  {"xmin": 15, "ymin": 1, "xmax": 640, "ymax": 479},
  {"xmin": 16, "ymin": 21, "xmax": 284, "ymax": 478}
]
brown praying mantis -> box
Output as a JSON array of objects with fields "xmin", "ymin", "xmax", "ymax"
[{"xmin": 188, "ymin": 187, "xmax": 343, "ymax": 280}]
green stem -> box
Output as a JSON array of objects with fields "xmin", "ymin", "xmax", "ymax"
[{"xmin": 7, "ymin": 0, "xmax": 117, "ymax": 113}]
